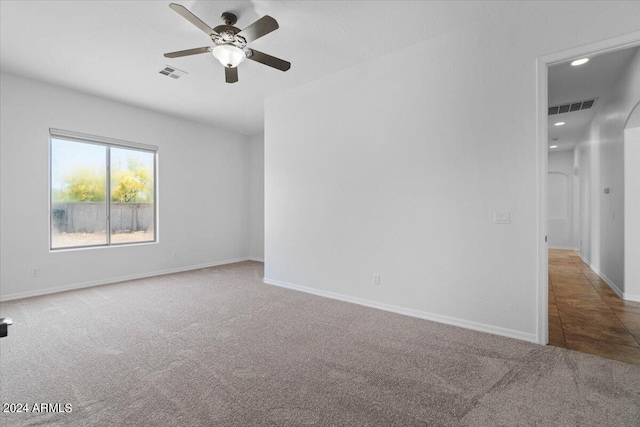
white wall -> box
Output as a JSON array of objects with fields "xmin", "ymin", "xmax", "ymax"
[
  {"xmin": 574, "ymin": 48, "xmax": 640, "ymax": 296},
  {"xmin": 264, "ymin": 3, "xmax": 640, "ymax": 342},
  {"xmin": 249, "ymin": 133, "xmax": 264, "ymax": 261},
  {"xmin": 0, "ymin": 72, "xmax": 251, "ymax": 300},
  {"xmin": 548, "ymin": 150, "xmax": 576, "ymax": 250},
  {"xmin": 548, "ymin": 150, "xmax": 574, "ymax": 175},
  {"xmin": 624, "ymin": 113, "xmax": 640, "ymax": 301}
]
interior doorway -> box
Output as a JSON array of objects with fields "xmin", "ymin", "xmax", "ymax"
[
  {"xmin": 624, "ymin": 101, "xmax": 640, "ymax": 300},
  {"xmin": 538, "ymin": 32, "xmax": 640, "ymax": 363}
]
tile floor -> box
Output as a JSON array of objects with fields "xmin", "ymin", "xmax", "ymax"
[{"xmin": 548, "ymin": 249, "xmax": 640, "ymax": 364}]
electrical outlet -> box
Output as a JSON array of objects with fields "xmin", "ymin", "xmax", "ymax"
[
  {"xmin": 31, "ymin": 268, "xmax": 39, "ymax": 277},
  {"xmin": 372, "ymin": 274, "xmax": 381, "ymax": 286},
  {"xmin": 494, "ymin": 211, "xmax": 510, "ymax": 224}
]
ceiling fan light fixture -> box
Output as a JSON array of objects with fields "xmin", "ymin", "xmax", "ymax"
[
  {"xmin": 212, "ymin": 44, "xmax": 246, "ymax": 68},
  {"xmin": 165, "ymin": 5, "xmax": 290, "ymax": 83}
]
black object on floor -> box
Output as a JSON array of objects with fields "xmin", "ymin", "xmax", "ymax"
[{"xmin": 0, "ymin": 317, "xmax": 13, "ymax": 337}]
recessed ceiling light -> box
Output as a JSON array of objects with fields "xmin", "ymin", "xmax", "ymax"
[
  {"xmin": 554, "ymin": 122, "xmax": 565, "ymax": 126},
  {"xmin": 549, "ymin": 145, "xmax": 558, "ymax": 149},
  {"xmin": 571, "ymin": 58, "xmax": 589, "ymax": 66}
]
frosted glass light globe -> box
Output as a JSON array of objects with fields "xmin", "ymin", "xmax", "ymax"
[{"xmin": 212, "ymin": 45, "xmax": 246, "ymax": 68}]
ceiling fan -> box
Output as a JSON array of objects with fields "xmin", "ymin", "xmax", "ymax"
[{"xmin": 164, "ymin": 3, "xmax": 290, "ymax": 83}]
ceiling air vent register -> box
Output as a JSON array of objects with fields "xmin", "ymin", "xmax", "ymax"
[
  {"xmin": 159, "ymin": 66, "xmax": 188, "ymax": 79},
  {"xmin": 548, "ymin": 98, "xmax": 597, "ymax": 115}
]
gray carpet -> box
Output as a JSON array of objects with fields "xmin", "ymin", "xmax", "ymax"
[{"xmin": 1, "ymin": 261, "xmax": 639, "ymax": 426}]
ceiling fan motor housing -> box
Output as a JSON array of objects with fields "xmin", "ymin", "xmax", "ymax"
[{"xmin": 212, "ymin": 25, "xmax": 246, "ymax": 48}]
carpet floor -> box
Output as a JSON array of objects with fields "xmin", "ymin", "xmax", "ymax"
[{"xmin": 1, "ymin": 261, "xmax": 639, "ymax": 426}]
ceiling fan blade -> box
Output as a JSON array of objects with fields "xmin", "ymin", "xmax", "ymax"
[
  {"xmin": 164, "ymin": 47, "xmax": 211, "ymax": 58},
  {"xmin": 237, "ymin": 16, "xmax": 279, "ymax": 43},
  {"xmin": 247, "ymin": 49, "xmax": 291, "ymax": 72},
  {"xmin": 225, "ymin": 67, "xmax": 238, "ymax": 84},
  {"xmin": 169, "ymin": 3, "xmax": 217, "ymax": 36}
]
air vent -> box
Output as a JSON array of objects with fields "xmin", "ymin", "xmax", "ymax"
[
  {"xmin": 548, "ymin": 98, "xmax": 597, "ymax": 115},
  {"xmin": 581, "ymin": 99, "xmax": 595, "ymax": 109},
  {"xmin": 159, "ymin": 65, "xmax": 188, "ymax": 79}
]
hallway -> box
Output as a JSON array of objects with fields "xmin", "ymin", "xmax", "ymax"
[{"xmin": 549, "ymin": 249, "xmax": 640, "ymax": 364}]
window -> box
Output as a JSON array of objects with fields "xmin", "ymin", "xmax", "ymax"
[{"xmin": 50, "ymin": 130, "xmax": 157, "ymax": 249}]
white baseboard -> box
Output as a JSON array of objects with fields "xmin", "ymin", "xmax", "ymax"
[
  {"xmin": 577, "ymin": 252, "xmax": 625, "ymax": 299},
  {"xmin": 263, "ymin": 278, "xmax": 538, "ymax": 344},
  {"xmin": 549, "ymin": 246, "xmax": 580, "ymax": 251},
  {"xmin": 248, "ymin": 257, "xmax": 264, "ymax": 262},
  {"xmin": 624, "ymin": 293, "xmax": 640, "ymax": 302},
  {"xmin": 0, "ymin": 257, "xmax": 251, "ymax": 302}
]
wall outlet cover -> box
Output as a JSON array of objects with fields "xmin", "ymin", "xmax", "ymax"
[{"xmin": 494, "ymin": 211, "xmax": 511, "ymax": 224}]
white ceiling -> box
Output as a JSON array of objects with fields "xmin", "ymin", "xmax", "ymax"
[
  {"xmin": 548, "ymin": 46, "xmax": 638, "ymax": 152},
  {"xmin": 0, "ymin": 0, "xmax": 500, "ymax": 136}
]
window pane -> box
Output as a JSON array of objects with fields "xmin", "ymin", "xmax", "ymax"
[
  {"xmin": 110, "ymin": 147, "xmax": 155, "ymax": 244},
  {"xmin": 51, "ymin": 139, "xmax": 107, "ymax": 248}
]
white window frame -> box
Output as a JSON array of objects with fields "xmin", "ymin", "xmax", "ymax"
[{"xmin": 49, "ymin": 128, "xmax": 158, "ymax": 250}]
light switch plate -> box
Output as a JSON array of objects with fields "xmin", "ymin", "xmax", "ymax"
[{"xmin": 494, "ymin": 211, "xmax": 510, "ymax": 224}]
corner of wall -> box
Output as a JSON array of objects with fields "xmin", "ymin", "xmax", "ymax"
[{"xmin": 248, "ymin": 133, "xmax": 265, "ymax": 261}]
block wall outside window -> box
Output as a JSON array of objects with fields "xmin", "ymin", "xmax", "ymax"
[{"xmin": 50, "ymin": 130, "xmax": 157, "ymax": 250}]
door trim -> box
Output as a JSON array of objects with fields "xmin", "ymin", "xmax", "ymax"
[{"xmin": 535, "ymin": 31, "xmax": 640, "ymax": 345}]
